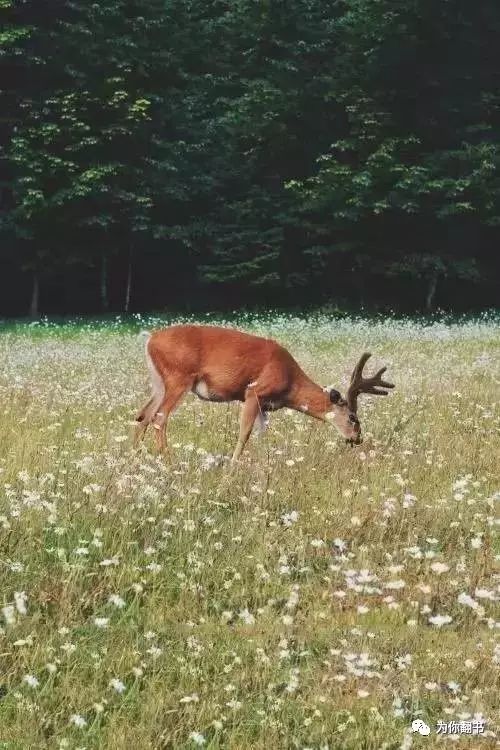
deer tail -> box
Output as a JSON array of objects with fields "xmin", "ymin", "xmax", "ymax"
[{"xmin": 136, "ymin": 333, "xmax": 165, "ymax": 424}]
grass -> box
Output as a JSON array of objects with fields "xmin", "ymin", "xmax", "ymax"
[{"xmin": 0, "ymin": 313, "xmax": 499, "ymax": 749}]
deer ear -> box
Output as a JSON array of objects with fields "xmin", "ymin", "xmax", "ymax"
[{"xmin": 329, "ymin": 389, "xmax": 342, "ymax": 404}]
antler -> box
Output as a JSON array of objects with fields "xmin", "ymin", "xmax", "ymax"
[{"xmin": 346, "ymin": 352, "xmax": 395, "ymax": 413}]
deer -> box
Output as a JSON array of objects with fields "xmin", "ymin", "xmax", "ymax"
[{"xmin": 134, "ymin": 325, "xmax": 394, "ymax": 462}]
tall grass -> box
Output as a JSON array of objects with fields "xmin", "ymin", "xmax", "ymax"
[{"xmin": 0, "ymin": 315, "xmax": 498, "ymax": 749}]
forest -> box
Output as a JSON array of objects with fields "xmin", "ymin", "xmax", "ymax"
[{"xmin": 1, "ymin": 0, "xmax": 499, "ymax": 317}]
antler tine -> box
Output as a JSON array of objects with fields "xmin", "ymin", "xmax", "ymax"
[
  {"xmin": 347, "ymin": 353, "xmax": 394, "ymax": 412},
  {"xmin": 372, "ymin": 366, "xmax": 394, "ymax": 391},
  {"xmin": 350, "ymin": 352, "xmax": 372, "ymax": 384}
]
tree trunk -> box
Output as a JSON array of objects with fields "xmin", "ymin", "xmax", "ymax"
[
  {"xmin": 425, "ymin": 271, "xmax": 438, "ymax": 312},
  {"xmin": 354, "ymin": 265, "xmax": 365, "ymax": 309},
  {"xmin": 30, "ymin": 271, "xmax": 40, "ymax": 318},
  {"xmin": 100, "ymin": 253, "xmax": 109, "ymax": 312},
  {"xmin": 124, "ymin": 245, "xmax": 133, "ymax": 313}
]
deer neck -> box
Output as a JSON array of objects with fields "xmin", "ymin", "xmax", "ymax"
[{"xmin": 288, "ymin": 375, "xmax": 331, "ymax": 419}]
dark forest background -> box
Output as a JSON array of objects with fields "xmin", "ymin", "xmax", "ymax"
[{"xmin": 1, "ymin": 0, "xmax": 499, "ymax": 317}]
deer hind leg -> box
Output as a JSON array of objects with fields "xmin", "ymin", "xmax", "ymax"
[
  {"xmin": 256, "ymin": 410, "xmax": 269, "ymax": 434},
  {"xmin": 134, "ymin": 397, "xmax": 158, "ymax": 446},
  {"xmin": 134, "ymin": 344, "xmax": 166, "ymax": 446},
  {"xmin": 153, "ymin": 376, "xmax": 192, "ymax": 454}
]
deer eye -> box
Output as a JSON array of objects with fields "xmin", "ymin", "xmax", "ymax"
[
  {"xmin": 348, "ymin": 413, "xmax": 358, "ymax": 424},
  {"xmin": 329, "ymin": 389, "xmax": 341, "ymax": 404}
]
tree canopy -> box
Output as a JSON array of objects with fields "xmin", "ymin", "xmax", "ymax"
[{"xmin": 1, "ymin": 0, "xmax": 499, "ymax": 316}]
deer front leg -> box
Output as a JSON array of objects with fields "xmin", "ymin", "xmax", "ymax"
[{"xmin": 231, "ymin": 395, "xmax": 261, "ymax": 463}]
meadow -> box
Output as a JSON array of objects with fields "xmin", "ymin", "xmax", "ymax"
[{"xmin": 0, "ymin": 313, "xmax": 499, "ymax": 750}]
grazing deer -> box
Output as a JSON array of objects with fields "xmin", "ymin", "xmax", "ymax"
[{"xmin": 135, "ymin": 325, "xmax": 394, "ymax": 462}]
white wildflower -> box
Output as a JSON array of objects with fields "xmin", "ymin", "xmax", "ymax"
[
  {"xmin": 385, "ymin": 579, "xmax": 406, "ymax": 590},
  {"xmin": 109, "ymin": 678, "xmax": 126, "ymax": 693},
  {"xmin": 180, "ymin": 694, "xmax": 199, "ymax": 704},
  {"xmin": 23, "ymin": 674, "xmax": 39, "ymax": 688},
  {"xmin": 238, "ymin": 608, "xmax": 255, "ymax": 625},
  {"xmin": 457, "ymin": 592, "xmax": 484, "ymax": 614},
  {"xmin": 428, "ymin": 614, "xmax": 453, "ymax": 627},
  {"xmin": 14, "ymin": 591, "xmax": 28, "ymax": 615},
  {"xmin": 70, "ymin": 714, "xmax": 87, "ymax": 728},
  {"xmin": 430, "ymin": 562, "xmax": 449, "ymax": 574},
  {"xmin": 310, "ymin": 539, "xmax": 325, "ymax": 548},
  {"xmin": 281, "ymin": 510, "xmax": 299, "ymax": 526},
  {"xmin": 93, "ymin": 617, "xmax": 109, "ymax": 629},
  {"xmin": 189, "ymin": 731, "xmax": 206, "ymax": 746},
  {"xmin": 2, "ymin": 604, "xmax": 16, "ymax": 626},
  {"xmin": 108, "ymin": 594, "xmax": 126, "ymax": 608},
  {"xmin": 425, "ymin": 682, "xmax": 438, "ymax": 691}
]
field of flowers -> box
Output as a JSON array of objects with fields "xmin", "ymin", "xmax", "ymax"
[{"xmin": 0, "ymin": 313, "xmax": 499, "ymax": 750}]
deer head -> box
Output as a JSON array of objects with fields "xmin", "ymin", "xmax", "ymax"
[{"xmin": 327, "ymin": 352, "xmax": 395, "ymax": 444}]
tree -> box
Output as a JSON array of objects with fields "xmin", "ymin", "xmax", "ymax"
[
  {"xmin": 1, "ymin": 0, "xmax": 498, "ymax": 314},
  {"xmin": 287, "ymin": 0, "xmax": 500, "ymax": 309}
]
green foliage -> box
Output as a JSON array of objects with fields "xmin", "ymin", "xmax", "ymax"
[
  {"xmin": 0, "ymin": 0, "xmax": 498, "ymax": 315},
  {"xmin": 287, "ymin": 0, "xmax": 500, "ymax": 306}
]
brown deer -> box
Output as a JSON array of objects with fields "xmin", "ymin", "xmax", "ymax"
[{"xmin": 135, "ymin": 325, "xmax": 394, "ymax": 462}]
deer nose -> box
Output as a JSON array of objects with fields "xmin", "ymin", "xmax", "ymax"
[
  {"xmin": 349, "ymin": 414, "xmax": 360, "ymax": 434},
  {"xmin": 346, "ymin": 435, "xmax": 362, "ymax": 446}
]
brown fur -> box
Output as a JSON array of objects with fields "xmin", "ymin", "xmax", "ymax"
[{"xmin": 135, "ymin": 325, "xmax": 393, "ymax": 461}]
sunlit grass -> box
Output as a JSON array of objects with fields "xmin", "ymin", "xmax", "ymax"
[{"xmin": 0, "ymin": 314, "xmax": 499, "ymax": 749}]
